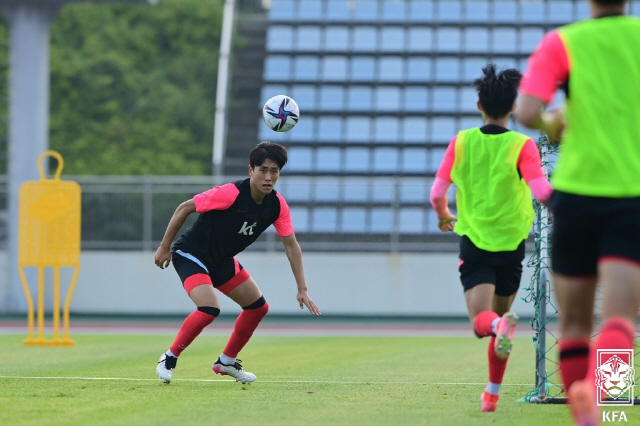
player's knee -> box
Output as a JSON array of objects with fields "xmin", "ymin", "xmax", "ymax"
[
  {"xmin": 197, "ymin": 306, "xmax": 221, "ymax": 317},
  {"xmin": 243, "ymin": 296, "xmax": 269, "ymax": 316}
]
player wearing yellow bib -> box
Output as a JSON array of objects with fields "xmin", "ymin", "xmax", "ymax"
[
  {"xmin": 517, "ymin": 1, "xmax": 640, "ymax": 425},
  {"xmin": 431, "ymin": 64, "xmax": 552, "ymax": 413}
]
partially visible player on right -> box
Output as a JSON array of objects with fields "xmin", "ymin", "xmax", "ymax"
[{"xmin": 517, "ymin": 1, "xmax": 640, "ymax": 425}]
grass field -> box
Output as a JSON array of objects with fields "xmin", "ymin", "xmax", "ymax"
[{"xmin": 0, "ymin": 332, "xmax": 622, "ymax": 426}]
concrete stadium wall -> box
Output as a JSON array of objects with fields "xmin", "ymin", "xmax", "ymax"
[{"xmin": 0, "ymin": 250, "xmax": 537, "ymax": 317}]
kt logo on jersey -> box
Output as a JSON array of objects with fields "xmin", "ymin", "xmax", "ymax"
[{"xmin": 238, "ymin": 222, "xmax": 257, "ymax": 235}]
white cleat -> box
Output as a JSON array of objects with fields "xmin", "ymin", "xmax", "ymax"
[
  {"xmin": 212, "ymin": 358, "xmax": 257, "ymax": 384},
  {"xmin": 156, "ymin": 353, "xmax": 178, "ymax": 383}
]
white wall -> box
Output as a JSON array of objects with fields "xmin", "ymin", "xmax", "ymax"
[{"xmin": 0, "ymin": 250, "xmax": 537, "ymax": 317}]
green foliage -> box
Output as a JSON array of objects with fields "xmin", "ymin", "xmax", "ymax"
[{"xmin": 49, "ymin": 0, "xmax": 223, "ymax": 175}]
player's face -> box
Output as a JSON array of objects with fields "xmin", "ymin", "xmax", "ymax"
[{"xmin": 249, "ymin": 159, "xmax": 280, "ymax": 197}]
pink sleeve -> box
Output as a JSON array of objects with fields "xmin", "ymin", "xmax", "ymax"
[
  {"xmin": 273, "ymin": 193, "xmax": 294, "ymax": 236},
  {"xmin": 430, "ymin": 177, "xmax": 452, "ymax": 219},
  {"xmin": 435, "ymin": 135, "xmax": 457, "ymax": 182},
  {"xmin": 528, "ymin": 177, "xmax": 553, "ymax": 205},
  {"xmin": 519, "ymin": 30, "xmax": 570, "ymax": 105},
  {"xmin": 517, "ymin": 140, "xmax": 553, "ymax": 203},
  {"xmin": 517, "ymin": 139, "xmax": 546, "ymax": 182},
  {"xmin": 193, "ymin": 183, "xmax": 240, "ymax": 213}
]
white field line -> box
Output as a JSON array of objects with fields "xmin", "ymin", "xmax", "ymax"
[{"xmin": 0, "ymin": 375, "xmax": 534, "ymax": 386}]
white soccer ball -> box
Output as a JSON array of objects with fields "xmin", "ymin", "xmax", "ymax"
[{"xmin": 262, "ymin": 95, "xmax": 300, "ymax": 132}]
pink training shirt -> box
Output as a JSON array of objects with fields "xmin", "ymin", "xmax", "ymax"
[
  {"xmin": 519, "ymin": 30, "xmax": 570, "ymax": 104},
  {"xmin": 194, "ymin": 182, "xmax": 294, "ymax": 236}
]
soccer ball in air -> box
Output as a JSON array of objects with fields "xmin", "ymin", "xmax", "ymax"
[{"xmin": 262, "ymin": 95, "xmax": 300, "ymax": 132}]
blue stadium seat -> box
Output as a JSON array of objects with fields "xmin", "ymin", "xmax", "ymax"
[
  {"xmin": 403, "ymin": 88, "xmax": 428, "ymax": 112},
  {"xmin": 378, "ymin": 57, "xmax": 404, "ymax": 82},
  {"xmin": 370, "ymin": 208, "xmax": 393, "ymax": 233},
  {"xmin": 465, "ymin": 1, "xmax": 489, "ymax": 22},
  {"xmin": 264, "ymin": 56, "xmax": 291, "ymax": 81},
  {"xmin": 408, "ymin": 0, "xmax": 432, "ymax": 22},
  {"xmin": 319, "ymin": 86, "xmax": 345, "ymax": 111},
  {"xmin": 353, "ymin": 27, "xmax": 377, "ymax": 51},
  {"xmin": 317, "ymin": 116, "xmax": 343, "ymax": 142},
  {"xmin": 380, "ymin": 27, "xmax": 405, "ymax": 52},
  {"xmin": 344, "ymin": 148, "xmax": 370, "ymax": 173},
  {"xmin": 401, "ymin": 118, "xmax": 427, "ymax": 143},
  {"xmin": 381, "ymin": 1, "xmax": 406, "ymax": 22},
  {"xmin": 266, "ymin": 26, "xmax": 293, "ymax": 51},
  {"xmin": 354, "ymin": 0, "xmax": 378, "ymax": 21},
  {"xmin": 374, "ymin": 87, "xmax": 401, "ymax": 111},
  {"xmin": 315, "ymin": 148, "xmax": 342, "ymax": 173},
  {"xmin": 298, "ymin": 0, "xmax": 323, "ymax": 21},
  {"xmin": 399, "ymin": 208, "xmax": 425, "ymax": 234},
  {"xmin": 347, "ymin": 87, "xmax": 373, "ymax": 111},
  {"xmin": 322, "ymin": 56, "xmax": 348, "ymax": 81},
  {"xmin": 324, "ymin": 26, "xmax": 349, "ymax": 51},
  {"xmin": 408, "ymin": 28, "xmax": 433, "ymax": 52},
  {"xmin": 401, "ymin": 149, "xmax": 428, "ymax": 174},
  {"xmin": 296, "ymin": 26, "xmax": 322, "ymax": 50},
  {"xmin": 340, "ymin": 208, "xmax": 367, "ymax": 232},
  {"xmin": 293, "ymin": 56, "xmax": 319, "ymax": 80},
  {"xmin": 312, "ymin": 208, "xmax": 338, "ymax": 233},
  {"xmin": 290, "ymin": 207, "xmax": 310, "ymax": 232},
  {"xmin": 373, "ymin": 148, "xmax": 399, "ymax": 173},
  {"xmin": 345, "ymin": 117, "xmax": 371, "ymax": 142},
  {"xmin": 350, "ymin": 57, "xmax": 376, "ymax": 81},
  {"xmin": 374, "ymin": 118, "xmax": 400, "ymax": 143},
  {"xmin": 326, "ymin": 0, "xmax": 351, "ymax": 21}
]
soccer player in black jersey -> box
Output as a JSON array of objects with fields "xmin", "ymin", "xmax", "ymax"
[{"xmin": 154, "ymin": 142, "xmax": 321, "ymax": 384}]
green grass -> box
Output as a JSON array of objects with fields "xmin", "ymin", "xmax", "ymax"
[{"xmin": 0, "ymin": 333, "xmax": 595, "ymax": 425}]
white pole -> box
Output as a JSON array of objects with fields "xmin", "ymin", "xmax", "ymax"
[
  {"xmin": 212, "ymin": 0, "xmax": 236, "ymax": 182},
  {"xmin": 2, "ymin": 4, "xmax": 58, "ymax": 313}
]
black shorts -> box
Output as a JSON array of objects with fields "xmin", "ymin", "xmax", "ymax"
[
  {"xmin": 459, "ymin": 236, "xmax": 525, "ymax": 297},
  {"xmin": 549, "ymin": 190, "xmax": 640, "ymax": 275},
  {"xmin": 171, "ymin": 250, "xmax": 250, "ymax": 295}
]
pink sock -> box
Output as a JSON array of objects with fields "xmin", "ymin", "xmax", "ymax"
[
  {"xmin": 223, "ymin": 302, "xmax": 269, "ymax": 358},
  {"xmin": 170, "ymin": 310, "xmax": 216, "ymax": 356},
  {"xmin": 488, "ymin": 336, "xmax": 508, "ymax": 387},
  {"xmin": 474, "ymin": 310, "xmax": 499, "ymax": 337},
  {"xmin": 558, "ymin": 338, "xmax": 590, "ymax": 393}
]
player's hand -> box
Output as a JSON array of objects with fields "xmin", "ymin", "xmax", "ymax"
[
  {"xmin": 438, "ymin": 215, "xmax": 457, "ymax": 232},
  {"xmin": 542, "ymin": 108, "xmax": 565, "ymax": 143},
  {"xmin": 155, "ymin": 246, "xmax": 172, "ymax": 269},
  {"xmin": 297, "ymin": 290, "xmax": 321, "ymax": 316}
]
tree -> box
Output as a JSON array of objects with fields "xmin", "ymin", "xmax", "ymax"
[{"xmin": 48, "ymin": 0, "xmax": 223, "ymax": 175}]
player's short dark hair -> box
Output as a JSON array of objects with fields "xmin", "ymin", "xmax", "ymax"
[
  {"xmin": 472, "ymin": 63, "xmax": 522, "ymax": 120},
  {"xmin": 593, "ymin": 0, "xmax": 626, "ymax": 4},
  {"xmin": 249, "ymin": 141, "xmax": 288, "ymax": 170}
]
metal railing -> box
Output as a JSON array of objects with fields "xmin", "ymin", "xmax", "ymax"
[{"xmin": 0, "ymin": 174, "xmax": 458, "ymax": 252}]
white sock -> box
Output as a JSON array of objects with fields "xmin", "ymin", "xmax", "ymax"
[
  {"xmin": 491, "ymin": 317, "xmax": 500, "ymax": 335},
  {"xmin": 220, "ymin": 354, "xmax": 236, "ymax": 365},
  {"xmin": 485, "ymin": 381, "xmax": 501, "ymax": 395},
  {"xmin": 166, "ymin": 349, "xmax": 178, "ymax": 358}
]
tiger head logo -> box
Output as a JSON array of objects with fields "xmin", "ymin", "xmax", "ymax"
[{"xmin": 595, "ymin": 355, "xmax": 635, "ymax": 399}]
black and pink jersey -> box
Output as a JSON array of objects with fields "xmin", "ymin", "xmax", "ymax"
[{"xmin": 172, "ymin": 178, "xmax": 294, "ymax": 261}]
